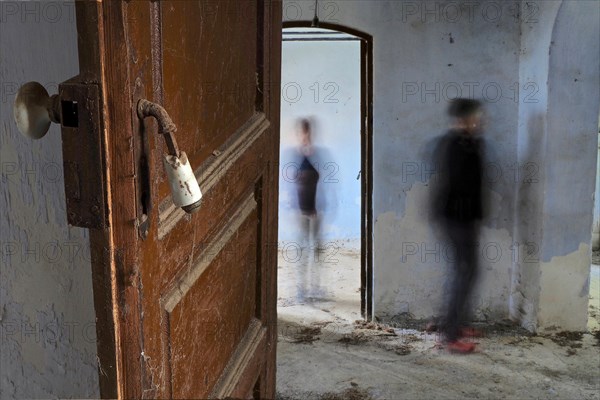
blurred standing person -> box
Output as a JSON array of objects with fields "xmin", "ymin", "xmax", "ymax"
[
  {"xmin": 431, "ymin": 98, "xmax": 486, "ymax": 353},
  {"xmin": 283, "ymin": 117, "xmax": 332, "ymax": 302}
]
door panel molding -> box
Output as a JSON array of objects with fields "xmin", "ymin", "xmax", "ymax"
[
  {"xmin": 158, "ymin": 113, "xmax": 269, "ymax": 239},
  {"xmin": 76, "ymin": 0, "xmax": 281, "ymax": 397},
  {"xmin": 159, "ymin": 189, "xmax": 260, "ymax": 398},
  {"xmin": 210, "ymin": 318, "xmax": 266, "ymax": 399},
  {"xmin": 161, "ymin": 191, "xmax": 257, "ymax": 311}
]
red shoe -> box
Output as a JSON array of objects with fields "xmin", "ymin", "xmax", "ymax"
[
  {"xmin": 446, "ymin": 340, "xmax": 476, "ymax": 354},
  {"xmin": 459, "ymin": 326, "xmax": 483, "ymax": 338}
]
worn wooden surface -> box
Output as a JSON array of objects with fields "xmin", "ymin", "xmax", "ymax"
[{"xmin": 78, "ymin": 0, "xmax": 281, "ymax": 398}]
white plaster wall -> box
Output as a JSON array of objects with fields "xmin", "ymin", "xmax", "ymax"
[
  {"xmin": 508, "ymin": 0, "xmax": 599, "ymax": 332},
  {"xmin": 513, "ymin": 0, "xmax": 562, "ymax": 331},
  {"xmin": 0, "ymin": 1, "xmax": 100, "ymax": 397},
  {"xmin": 536, "ymin": 0, "xmax": 600, "ymax": 331},
  {"xmin": 279, "ymin": 37, "xmax": 362, "ymax": 246},
  {"xmin": 283, "ymin": 0, "xmax": 600, "ymax": 329},
  {"xmin": 284, "ymin": 0, "xmax": 521, "ymax": 320}
]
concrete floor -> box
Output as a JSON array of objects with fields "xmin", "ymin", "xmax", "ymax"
[{"xmin": 276, "ymin": 249, "xmax": 600, "ymax": 400}]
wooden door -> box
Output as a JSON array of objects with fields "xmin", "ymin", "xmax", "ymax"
[{"xmin": 73, "ymin": 1, "xmax": 281, "ymax": 398}]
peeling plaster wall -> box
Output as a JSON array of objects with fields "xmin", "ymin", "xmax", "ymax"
[
  {"xmin": 0, "ymin": 1, "xmax": 100, "ymax": 397},
  {"xmin": 505, "ymin": 0, "xmax": 599, "ymax": 332},
  {"xmin": 538, "ymin": 243, "xmax": 592, "ymax": 329},
  {"xmin": 283, "ymin": 0, "xmax": 600, "ymax": 329},
  {"xmin": 509, "ymin": 0, "xmax": 600, "ymax": 332},
  {"xmin": 536, "ymin": 0, "xmax": 600, "ymax": 331},
  {"xmin": 284, "ymin": 0, "xmax": 521, "ymax": 320},
  {"xmin": 374, "ymin": 183, "xmax": 512, "ymax": 320},
  {"xmin": 512, "ymin": 0, "xmax": 561, "ymax": 331}
]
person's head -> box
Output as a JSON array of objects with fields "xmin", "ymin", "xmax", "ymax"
[
  {"xmin": 447, "ymin": 98, "xmax": 484, "ymax": 134},
  {"xmin": 296, "ymin": 117, "xmax": 312, "ymax": 146}
]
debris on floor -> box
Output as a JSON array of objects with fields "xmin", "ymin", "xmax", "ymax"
[
  {"xmin": 592, "ymin": 249, "xmax": 600, "ymax": 265},
  {"xmin": 278, "ymin": 316, "xmax": 600, "ymax": 400},
  {"xmin": 547, "ymin": 330, "xmax": 584, "ymax": 347},
  {"xmin": 392, "ymin": 343, "xmax": 412, "ymax": 356},
  {"xmin": 291, "ymin": 326, "xmax": 322, "ymax": 344},
  {"xmin": 276, "ymin": 385, "xmax": 373, "ymax": 400},
  {"xmin": 320, "ymin": 386, "xmax": 373, "ymax": 400},
  {"xmin": 354, "ymin": 320, "xmax": 396, "ymax": 334},
  {"xmin": 277, "ymin": 249, "xmax": 600, "ymax": 400},
  {"xmin": 338, "ymin": 331, "xmax": 369, "ymax": 346}
]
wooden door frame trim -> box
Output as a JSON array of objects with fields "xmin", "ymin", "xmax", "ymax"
[
  {"xmin": 74, "ymin": 2, "xmax": 145, "ymax": 398},
  {"xmin": 281, "ymin": 21, "xmax": 374, "ymax": 320},
  {"xmin": 73, "ymin": 2, "xmax": 116, "ymax": 398}
]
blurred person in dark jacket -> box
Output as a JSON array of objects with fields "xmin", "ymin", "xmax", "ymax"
[{"xmin": 430, "ymin": 98, "xmax": 486, "ymax": 353}]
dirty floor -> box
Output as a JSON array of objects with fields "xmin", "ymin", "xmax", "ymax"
[{"xmin": 276, "ymin": 248, "xmax": 600, "ymax": 400}]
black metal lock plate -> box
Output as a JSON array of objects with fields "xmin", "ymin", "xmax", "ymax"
[{"xmin": 59, "ymin": 80, "xmax": 108, "ymax": 229}]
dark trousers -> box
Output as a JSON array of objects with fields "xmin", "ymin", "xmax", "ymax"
[{"xmin": 443, "ymin": 219, "xmax": 479, "ymax": 341}]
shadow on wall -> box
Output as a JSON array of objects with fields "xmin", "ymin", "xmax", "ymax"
[{"xmin": 510, "ymin": 112, "xmax": 546, "ymax": 327}]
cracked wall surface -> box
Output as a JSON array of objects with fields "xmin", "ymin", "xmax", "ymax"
[
  {"xmin": 538, "ymin": 243, "xmax": 591, "ymax": 330},
  {"xmin": 286, "ymin": 0, "xmax": 521, "ymax": 320},
  {"xmin": 0, "ymin": 1, "xmax": 100, "ymax": 397},
  {"xmin": 515, "ymin": 0, "xmax": 600, "ymax": 332},
  {"xmin": 283, "ymin": 0, "xmax": 600, "ymax": 331},
  {"xmin": 374, "ymin": 182, "xmax": 513, "ymax": 320},
  {"xmin": 0, "ymin": 2, "xmax": 597, "ymax": 396}
]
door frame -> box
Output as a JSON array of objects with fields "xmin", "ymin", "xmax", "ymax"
[{"xmin": 281, "ymin": 21, "xmax": 373, "ymax": 319}]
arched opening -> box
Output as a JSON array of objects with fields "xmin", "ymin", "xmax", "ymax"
[{"xmin": 277, "ymin": 23, "xmax": 373, "ymax": 323}]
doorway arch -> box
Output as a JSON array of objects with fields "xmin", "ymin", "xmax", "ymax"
[{"xmin": 282, "ymin": 21, "xmax": 374, "ymax": 319}]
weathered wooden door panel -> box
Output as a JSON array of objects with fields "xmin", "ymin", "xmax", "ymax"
[
  {"xmin": 159, "ymin": 0, "xmax": 261, "ymax": 197},
  {"xmin": 75, "ymin": 1, "xmax": 281, "ymax": 398}
]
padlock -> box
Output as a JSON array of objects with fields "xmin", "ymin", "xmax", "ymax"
[
  {"xmin": 137, "ymin": 99, "xmax": 203, "ymax": 214},
  {"xmin": 163, "ymin": 151, "xmax": 203, "ymax": 213}
]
